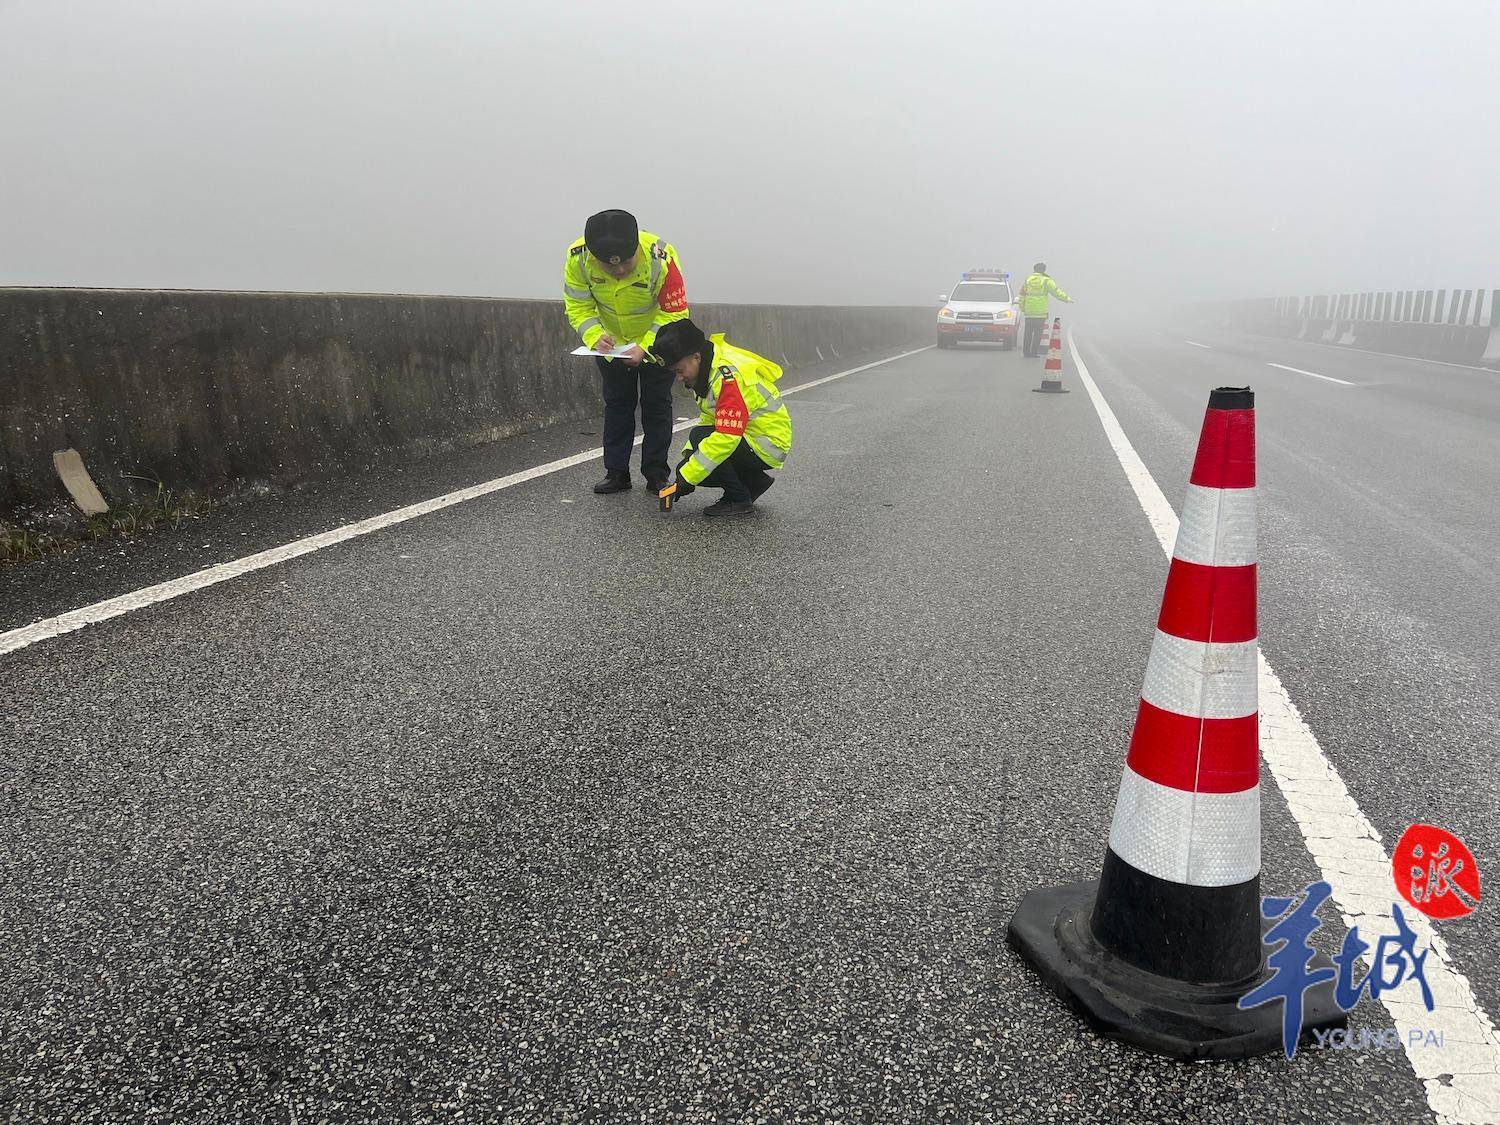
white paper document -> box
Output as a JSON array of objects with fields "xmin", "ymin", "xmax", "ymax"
[{"xmin": 571, "ymin": 345, "xmax": 637, "ymax": 358}]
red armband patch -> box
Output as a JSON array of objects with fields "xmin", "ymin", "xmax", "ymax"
[
  {"xmin": 714, "ymin": 373, "xmax": 748, "ymax": 436},
  {"xmin": 658, "ymin": 260, "xmax": 687, "ymax": 313}
]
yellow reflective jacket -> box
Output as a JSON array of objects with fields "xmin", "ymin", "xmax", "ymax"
[
  {"xmin": 562, "ymin": 230, "xmax": 689, "ymax": 351},
  {"xmin": 1019, "ymin": 272, "xmax": 1071, "ymax": 317},
  {"xmin": 680, "ymin": 335, "xmax": 793, "ymax": 486}
]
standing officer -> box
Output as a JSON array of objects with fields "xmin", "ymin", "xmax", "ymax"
[
  {"xmin": 1019, "ymin": 262, "xmax": 1073, "ymax": 357},
  {"xmin": 563, "ymin": 210, "xmax": 690, "ymax": 494}
]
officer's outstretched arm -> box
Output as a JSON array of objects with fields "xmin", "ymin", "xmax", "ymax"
[{"xmin": 679, "ymin": 430, "xmax": 742, "ymax": 487}]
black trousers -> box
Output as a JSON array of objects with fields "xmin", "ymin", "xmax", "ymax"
[
  {"xmin": 597, "ymin": 357, "xmax": 674, "ymax": 479},
  {"xmin": 678, "ymin": 426, "xmax": 773, "ymax": 503},
  {"xmin": 1022, "ymin": 316, "xmax": 1047, "ymax": 356}
]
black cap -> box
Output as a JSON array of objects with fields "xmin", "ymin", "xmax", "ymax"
[
  {"xmin": 1208, "ymin": 386, "xmax": 1254, "ymax": 410},
  {"xmin": 584, "ymin": 209, "xmax": 638, "ymax": 263},
  {"xmin": 651, "ymin": 319, "xmax": 707, "ymax": 367}
]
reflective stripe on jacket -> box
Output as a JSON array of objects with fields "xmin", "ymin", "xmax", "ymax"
[
  {"xmin": 562, "ymin": 230, "xmax": 689, "ymax": 350},
  {"xmin": 1019, "ymin": 272, "xmax": 1071, "ymax": 317},
  {"xmin": 680, "ymin": 334, "xmax": 793, "ymax": 485}
]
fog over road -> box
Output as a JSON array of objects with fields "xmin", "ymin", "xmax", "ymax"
[
  {"xmin": 4, "ymin": 333, "xmax": 1494, "ymax": 1121},
  {"xmin": 6, "ymin": 0, "xmax": 1498, "ymax": 1118}
]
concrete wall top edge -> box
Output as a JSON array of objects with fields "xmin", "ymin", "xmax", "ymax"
[{"xmin": 0, "ymin": 287, "xmax": 931, "ymax": 314}]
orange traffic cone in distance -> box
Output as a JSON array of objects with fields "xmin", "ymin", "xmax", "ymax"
[{"xmin": 1033, "ymin": 318, "xmax": 1068, "ymax": 393}]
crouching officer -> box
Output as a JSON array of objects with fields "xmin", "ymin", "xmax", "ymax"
[
  {"xmin": 650, "ymin": 320, "xmax": 792, "ymax": 518},
  {"xmin": 562, "ymin": 209, "xmax": 690, "ymax": 494},
  {"xmin": 1019, "ymin": 262, "xmax": 1073, "ymax": 357}
]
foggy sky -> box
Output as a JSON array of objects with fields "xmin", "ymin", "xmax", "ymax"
[{"xmin": 3, "ymin": 0, "xmax": 1496, "ymax": 308}]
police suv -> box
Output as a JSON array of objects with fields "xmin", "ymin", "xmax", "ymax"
[{"xmin": 936, "ymin": 269, "xmax": 1019, "ymax": 349}]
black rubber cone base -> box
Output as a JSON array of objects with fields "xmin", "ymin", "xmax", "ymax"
[
  {"xmin": 1033, "ymin": 381, "xmax": 1070, "ymax": 393},
  {"xmin": 1006, "ymin": 880, "xmax": 1346, "ymax": 1061}
]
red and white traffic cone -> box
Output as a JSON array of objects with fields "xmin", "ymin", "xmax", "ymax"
[
  {"xmin": 1034, "ymin": 319, "xmax": 1067, "ymax": 393},
  {"xmin": 1006, "ymin": 386, "xmax": 1343, "ymax": 1059},
  {"xmin": 1038, "ymin": 318, "xmax": 1052, "ymax": 353}
]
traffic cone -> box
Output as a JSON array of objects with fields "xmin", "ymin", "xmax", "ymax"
[
  {"xmin": 1038, "ymin": 318, "xmax": 1052, "ymax": 352},
  {"xmin": 1033, "ymin": 319, "xmax": 1068, "ymax": 393},
  {"xmin": 1006, "ymin": 386, "xmax": 1344, "ymax": 1059}
]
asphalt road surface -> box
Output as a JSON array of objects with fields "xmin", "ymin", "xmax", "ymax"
[{"xmin": 3, "ymin": 329, "xmax": 1495, "ymax": 1123}]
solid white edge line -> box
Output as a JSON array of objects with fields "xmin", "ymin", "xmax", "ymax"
[
  {"xmin": 1266, "ymin": 361, "xmax": 1358, "ymax": 387},
  {"xmin": 0, "ymin": 345, "xmax": 934, "ymax": 659},
  {"xmin": 1069, "ymin": 331, "xmax": 1500, "ymax": 1125}
]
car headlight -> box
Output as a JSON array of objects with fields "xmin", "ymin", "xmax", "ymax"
[
  {"xmin": 997, "ymin": 309, "xmax": 1014, "ymax": 320},
  {"xmin": 938, "ymin": 308, "xmax": 956, "ymax": 320}
]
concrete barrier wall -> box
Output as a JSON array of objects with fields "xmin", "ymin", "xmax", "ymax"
[
  {"xmin": 1202, "ymin": 287, "xmax": 1499, "ymax": 368},
  {"xmin": 0, "ymin": 288, "xmax": 932, "ymax": 515}
]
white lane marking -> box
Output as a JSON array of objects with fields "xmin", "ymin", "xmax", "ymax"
[
  {"xmin": 1266, "ymin": 361, "xmax": 1357, "ymax": 386},
  {"xmin": 1184, "ymin": 340, "xmax": 1213, "ymax": 349},
  {"xmin": 1070, "ymin": 332, "xmax": 1500, "ymax": 1125},
  {"xmin": 1264, "ymin": 334, "xmax": 1499, "ymax": 376},
  {"xmin": 0, "ymin": 346, "xmax": 933, "ymax": 658}
]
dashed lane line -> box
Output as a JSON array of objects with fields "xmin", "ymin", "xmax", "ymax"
[
  {"xmin": 1184, "ymin": 340, "xmax": 1213, "ymax": 349},
  {"xmin": 1266, "ymin": 334, "xmax": 1499, "ymax": 376},
  {"xmin": 1069, "ymin": 331, "xmax": 1500, "ymax": 1125},
  {"xmin": 0, "ymin": 346, "xmax": 933, "ymax": 659},
  {"xmin": 1267, "ymin": 361, "xmax": 1358, "ymax": 386}
]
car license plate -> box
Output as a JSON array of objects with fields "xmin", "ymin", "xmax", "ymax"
[{"xmin": 964, "ymin": 325, "xmax": 985, "ymax": 334}]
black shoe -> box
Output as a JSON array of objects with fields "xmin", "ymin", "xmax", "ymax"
[
  {"xmin": 748, "ymin": 475, "xmax": 774, "ymax": 501},
  {"xmin": 593, "ymin": 472, "xmax": 631, "ymax": 494},
  {"xmin": 704, "ymin": 498, "xmax": 755, "ymax": 517},
  {"xmin": 645, "ymin": 475, "xmax": 670, "ymax": 494}
]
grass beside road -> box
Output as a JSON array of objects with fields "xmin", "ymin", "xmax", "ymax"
[{"xmin": 2, "ymin": 476, "xmax": 216, "ymax": 563}]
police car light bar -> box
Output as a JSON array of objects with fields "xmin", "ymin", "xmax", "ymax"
[{"xmin": 961, "ymin": 268, "xmax": 1011, "ymax": 281}]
